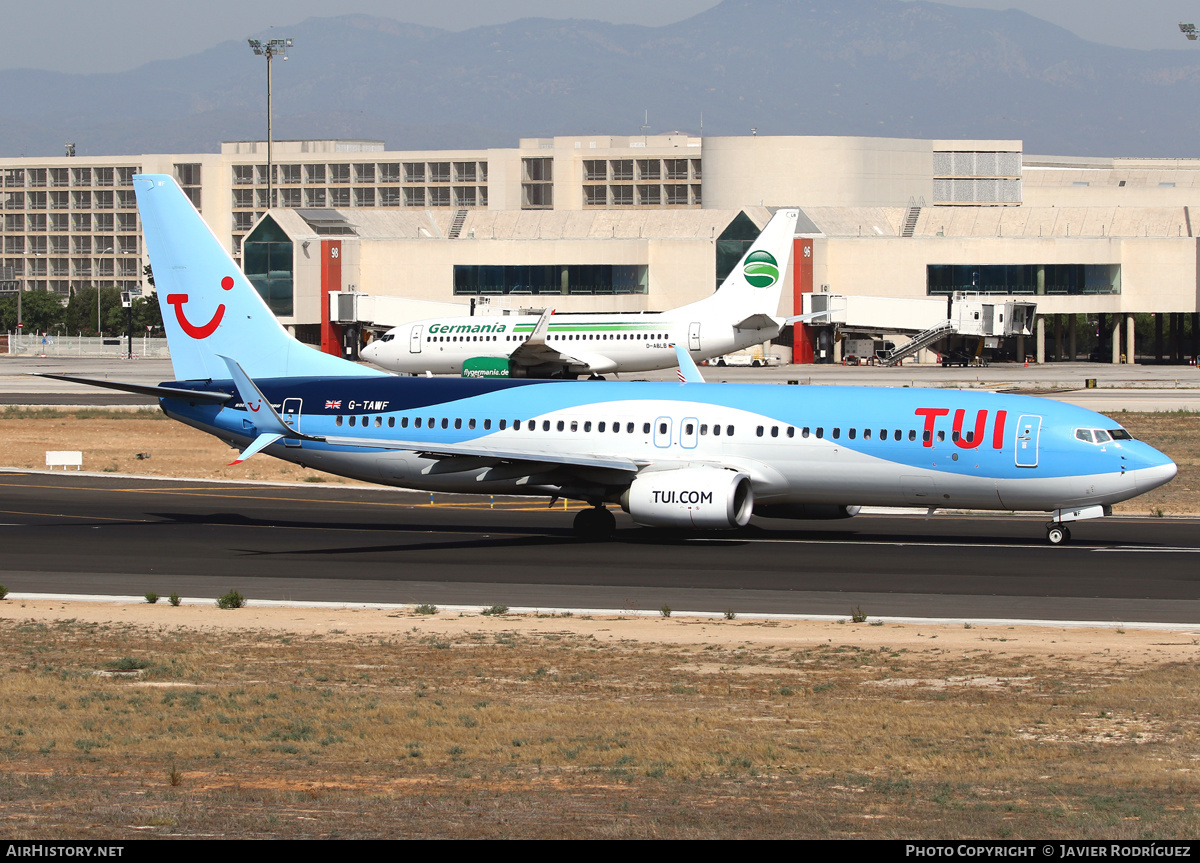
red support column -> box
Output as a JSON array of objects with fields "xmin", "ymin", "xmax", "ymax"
[
  {"xmin": 792, "ymin": 237, "xmax": 814, "ymax": 364},
  {"xmin": 320, "ymin": 239, "xmax": 343, "ymax": 356}
]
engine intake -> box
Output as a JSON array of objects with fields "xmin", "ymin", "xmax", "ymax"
[{"xmin": 621, "ymin": 468, "xmax": 754, "ymax": 529}]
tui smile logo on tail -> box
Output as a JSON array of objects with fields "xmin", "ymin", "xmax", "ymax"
[
  {"xmin": 743, "ymin": 251, "xmax": 779, "ymax": 288},
  {"xmin": 166, "ymin": 276, "xmax": 235, "ymax": 339}
]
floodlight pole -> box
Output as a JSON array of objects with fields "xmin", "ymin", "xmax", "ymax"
[{"xmin": 248, "ymin": 37, "xmax": 293, "ymax": 210}]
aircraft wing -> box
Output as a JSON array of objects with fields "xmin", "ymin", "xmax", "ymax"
[
  {"xmin": 321, "ymin": 434, "xmax": 640, "ymax": 473},
  {"xmin": 504, "ymin": 308, "xmax": 617, "ymax": 375}
]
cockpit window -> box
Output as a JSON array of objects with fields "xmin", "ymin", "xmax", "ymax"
[
  {"xmin": 1076, "ymin": 427, "xmax": 1131, "ymax": 444},
  {"xmin": 379, "ymin": 334, "xmax": 395, "ymax": 342}
]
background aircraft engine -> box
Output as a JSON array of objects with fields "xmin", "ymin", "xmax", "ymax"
[{"xmin": 622, "ymin": 468, "xmax": 754, "ymax": 529}]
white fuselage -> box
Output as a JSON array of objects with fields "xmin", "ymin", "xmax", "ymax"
[{"xmin": 362, "ymin": 311, "xmax": 775, "ymax": 376}]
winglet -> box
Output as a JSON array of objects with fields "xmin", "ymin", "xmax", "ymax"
[
  {"xmin": 673, "ymin": 344, "xmax": 705, "ymax": 383},
  {"xmin": 526, "ymin": 308, "xmax": 555, "ymax": 346},
  {"xmin": 228, "ymin": 432, "xmax": 284, "ymax": 465},
  {"xmin": 218, "ymin": 355, "xmax": 294, "ymax": 438}
]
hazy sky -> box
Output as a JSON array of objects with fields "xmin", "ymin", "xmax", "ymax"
[{"xmin": 5, "ymin": 0, "xmax": 1200, "ymax": 74}]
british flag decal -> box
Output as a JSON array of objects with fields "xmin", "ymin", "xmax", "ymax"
[{"xmin": 325, "ymin": 400, "xmax": 342, "ymax": 410}]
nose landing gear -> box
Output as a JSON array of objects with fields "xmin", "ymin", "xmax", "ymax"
[{"xmin": 1046, "ymin": 524, "xmax": 1071, "ymax": 545}]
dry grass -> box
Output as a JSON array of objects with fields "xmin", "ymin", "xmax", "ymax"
[
  {"xmin": 0, "ymin": 610, "xmax": 1199, "ymax": 839},
  {"xmin": 1115, "ymin": 412, "xmax": 1200, "ymax": 514},
  {"xmin": 0, "ymin": 406, "xmax": 365, "ymax": 485},
  {"xmin": 2, "ymin": 407, "xmax": 1198, "ymax": 514}
]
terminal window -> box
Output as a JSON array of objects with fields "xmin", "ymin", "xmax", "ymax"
[
  {"xmin": 243, "ymin": 216, "xmax": 294, "ymax": 316},
  {"xmin": 454, "ymin": 264, "xmax": 647, "ymax": 296},
  {"xmin": 927, "ymin": 264, "xmax": 1121, "ymax": 296}
]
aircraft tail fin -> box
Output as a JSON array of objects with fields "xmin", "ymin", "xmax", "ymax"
[
  {"xmin": 134, "ymin": 174, "xmax": 382, "ymax": 381},
  {"xmin": 694, "ymin": 208, "xmax": 799, "ymax": 320}
]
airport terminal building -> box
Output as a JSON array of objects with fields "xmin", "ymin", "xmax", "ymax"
[{"xmin": 2, "ymin": 134, "xmax": 1198, "ymax": 363}]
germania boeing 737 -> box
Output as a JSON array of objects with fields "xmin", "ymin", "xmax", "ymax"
[
  {"xmin": 45, "ymin": 176, "xmax": 1176, "ymax": 543},
  {"xmin": 360, "ymin": 209, "xmax": 801, "ymax": 378}
]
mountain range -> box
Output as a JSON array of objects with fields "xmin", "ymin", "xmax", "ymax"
[{"xmin": 4, "ymin": 0, "xmax": 1200, "ymax": 158}]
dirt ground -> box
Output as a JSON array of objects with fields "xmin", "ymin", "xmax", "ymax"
[{"xmin": 0, "ymin": 598, "xmax": 1198, "ymax": 839}]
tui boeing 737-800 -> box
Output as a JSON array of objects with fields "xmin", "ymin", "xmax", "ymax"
[{"xmin": 43, "ymin": 176, "xmax": 1177, "ymax": 544}]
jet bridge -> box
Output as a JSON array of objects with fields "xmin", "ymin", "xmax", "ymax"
[{"xmin": 801, "ymin": 292, "xmax": 1035, "ymax": 364}]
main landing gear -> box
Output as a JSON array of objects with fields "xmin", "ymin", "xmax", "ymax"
[{"xmin": 573, "ymin": 505, "xmax": 616, "ymax": 540}]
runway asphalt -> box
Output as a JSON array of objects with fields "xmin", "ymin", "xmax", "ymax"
[{"xmin": 1, "ymin": 471, "xmax": 1197, "ymax": 625}]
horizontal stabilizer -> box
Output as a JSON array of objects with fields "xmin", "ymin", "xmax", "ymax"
[
  {"xmin": 733, "ymin": 313, "xmax": 782, "ymax": 332},
  {"xmin": 784, "ymin": 310, "xmax": 833, "ymax": 325},
  {"xmin": 35, "ymin": 373, "xmax": 232, "ymax": 404}
]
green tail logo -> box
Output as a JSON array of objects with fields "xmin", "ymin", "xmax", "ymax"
[{"xmin": 743, "ymin": 250, "xmax": 779, "ymax": 289}]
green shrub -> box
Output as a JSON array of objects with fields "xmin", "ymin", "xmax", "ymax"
[
  {"xmin": 216, "ymin": 590, "xmax": 245, "ymax": 609},
  {"xmin": 414, "ymin": 603, "xmax": 438, "ymax": 615},
  {"xmin": 111, "ymin": 657, "xmax": 150, "ymax": 671},
  {"xmin": 145, "ymin": 592, "xmax": 159, "ymax": 604},
  {"xmin": 659, "ymin": 604, "xmax": 672, "ymax": 618},
  {"xmin": 481, "ymin": 604, "xmax": 508, "ymax": 616},
  {"xmin": 0, "ymin": 585, "xmax": 7, "ymax": 600},
  {"xmin": 168, "ymin": 592, "xmax": 181, "ymax": 607}
]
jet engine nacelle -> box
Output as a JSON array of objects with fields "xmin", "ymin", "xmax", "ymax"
[{"xmin": 621, "ymin": 468, "xmax": 755, "ymax": 529}]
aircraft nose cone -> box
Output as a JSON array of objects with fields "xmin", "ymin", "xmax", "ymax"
[
  {"xmin": 361, "ymin": 342, "xmax": 378, "ymax": 361},
  {"xmin": 1135, "ymin": 460, "xmax": 1178, "ymax": 494}
]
